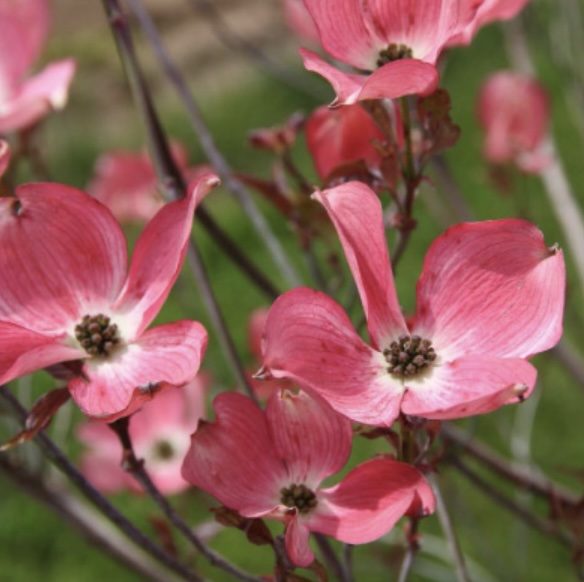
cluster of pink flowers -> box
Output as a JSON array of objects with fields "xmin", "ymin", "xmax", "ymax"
[{"xmin": 0, "ymin": 0, "xmax": 567, "ymax": 575}]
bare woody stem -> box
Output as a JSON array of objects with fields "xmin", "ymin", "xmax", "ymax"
[
  {"xmin": 396, "ymin": 516, "xmax": 420, "ymax": 582},
  {"xmin": 0, "ymin": 386, "xmax": 202, "ymax": 582},
  {"xmin": 102, "ymin": 0, "xmax": 258, "ymax": 403},
  {"xmin": 128, "ymin": 0, "xmax": 302, "ymax": 288},
  {"xmin": 110, "ymin": 418, "xmax": 264, "ymax": 582},
  {"xmin": 0, "ymin": 454, "xmax": 181, "ymax": 582}
]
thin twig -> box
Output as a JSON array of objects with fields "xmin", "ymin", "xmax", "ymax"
[
  {"xmin": 0, "ymin": 454, "xmax": 180, "ymax": 582},
  {"xmin": 396, "ymin": 517, "xmax": 420, "ymax": 582},
  {"xmin": 450, "ymin": 457, "xmax": 574, "ymax": 549},
  {"xmin": 110, "ymin": 417, "xmax": 263, "ymax": 582},
  {"xmin": 128, "ymin": 0, "xmax": 302, "ymax": 288},
  {"xmin": 441, "ymin": 423, "xmax": 580, "ymax": 507},
  {"xmin": 186, "ymin": 0, "xmax": 323, "ymax": 99},
  {"xmin": 0, "ymin": 386, "xmax": 202, "ymax": 582},
  {"xmin": 504, "ymin": 18, "xmax": 584, "ymax": 295},
  {"xmin": 102, "ymin": 0, "xmax": 258, "ymax": 402},
  {"xmin": 428, "ymin": 476, "xmax": 472, "ymax": 582},
  {"xmin": 313, "ymin": 533, "xmax": 350, "ymax": 582}
]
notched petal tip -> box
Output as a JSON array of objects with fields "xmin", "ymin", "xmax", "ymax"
[
  {"xmin": 253, "ymin": 365, "xmax": 274, "ymax": 381},
  {"xmin": 548, "ymin": 242, "xmax": 561, "ymax": 255},
  {"xmin": 188, "ymin": 172, "xmax": 221, "ymax": 204}
]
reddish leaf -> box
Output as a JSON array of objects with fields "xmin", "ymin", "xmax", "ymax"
[{"xmin": 0, "ymin": 387, "xmax": 70, "ymax": 451}]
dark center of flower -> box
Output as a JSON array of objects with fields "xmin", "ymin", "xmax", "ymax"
[
  {"xmin": 377, "ymin": 43, "xmax": 414, "ymax": 67},
  {"xmin": 74, "ymin": 313, "xmax": 121, "ymax": 357},
  {"xmin": 152, "ymin": 439, "xmax": 175, "ymax": 461},
  {"xmin": 383, "ymin": 335, "xmax": 436, "ymax": 378},
  {"xmin": 280, "ymin": 483, "xmax": 318, "ymax": 514}
]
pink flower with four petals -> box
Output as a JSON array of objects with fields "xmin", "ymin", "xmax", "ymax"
[
  {"xmin": 0, "ymin": 170, "xmax": 218, "ymax": 419},
  {"xmin": 260, "ymin": 182, "xmax": 565, "ymax": 426},
  {"xmin": 182, "ymin": 388, "xmax": 435, "ymax": 566}
]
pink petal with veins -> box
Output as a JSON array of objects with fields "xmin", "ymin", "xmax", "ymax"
[
  {"xmin": 0, "ymin": 182, "xmax": 127, "ymax": 331},
  {"xmin": 266, "ymin": 389, "xmax": 352, "ymax": 486},
  {"xmin": 314, "ymin": 183, "xmax": 407, "ymax": 348},
  {"xmin": 262, "ymin": 288, "xmax": 404, "ymax": 426},
  {"xmin": 114, "ymin": 173, "xmax": 220, "ymax": 336},
  {"xmin": 310, "ymin": 459, "xmax": 435, "ymax": 542},
  {"xmin": 402, "ymin": 355, "xmax": 537, "ymax": 419},
  {"xmin": 414, "ymin": 219, "xmax": 565, "ymax": 359},
  {"xmin": 69, "ymin": 321, "xmax": 207, "ymax": 419},
  {"xmin": 182, "ymin": 392, "xmax": 285, "ymax": 514}
]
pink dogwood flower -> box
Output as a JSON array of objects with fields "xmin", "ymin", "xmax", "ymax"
[
  {"xmin": 87, "ymin": 142, "xmax": 209, "ymax": 224},
  {"xmin": 300, "ymin": 0, "xmax": 486, "ymax": 106},
  {"xmin": 306, "ymin": 104, "xmax": 384, "ymax": 180},
  {"xmin": 0, "ymin": 172, "xmax": 219, "ymax": 418},
  {"xmin": 260, "ymin": 182, "xmax": 565, "ymax": 426},
  {"xmin": 283, "ymin": 0, "xmax": 320, "ymax": 45},
  {"xmin": 478, "ymin": 70, "xmax": 550, "ymax": 173},
  {"xmin": 78, "ymin": 378, "xmax": 207, "ymax": 494},
  {"xmin": 182, "ymin": 389, "xmax": 435, "ymax": 566},
  {"xmin": 448, "ymin": 0, "xmax": 530, "ymax": 46},
  {"xmin": 0, "ymin": 0, "xmax": 76, "ymax": 134}
]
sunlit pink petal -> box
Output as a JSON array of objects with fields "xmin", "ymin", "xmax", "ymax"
[
  {"xmin": 182, "ymin": 392, "xmax": 285, "ymax": 514},
  {"xmin": 69, "ymin": 321, "xmax": 208, "ymax": 418},
  {"xmin": 114, "ymin": 173, "xmax": 220, "ymax": 336},
  {"xmin": 0, "ymin": 0, "xmax": 50, "ymax": 95},
  {"xmin": 0, "ymin": 322, "xmax": 83, "ymax": 385},
  {"xmin": 285, "ymin": 516, "xmax": 314, "ymax": 567},
  {"xmin": 0, "ymin": 59, "xmax": 76, "ymax": 134},
  {"xmin": 0, "ymin": 183, "xmax": 127, "ymax": 331},
  {"xmin": 414, "ymin": 220, "xmax": 565, "ymax": 359},
  {"xmin": 309, "ymin": 459, "xmax": 435, "ymax": 542},
  {"xmin": 266, "ymin": 389, "xmax": 352, "ymax": 486},
  {"xmin": 314, "ymin": 183, "xmax": 407, "ymax": 348},
  {"xmin": 262, "ymin": 288, "xmax": 404, "ymax": 426},
  {"xmin": 449, "ymin": 0, "xmax": 530, "ymax": 45},
  {"xmin": 306, "ymin": 105, "xmax": 384, "ymax": 180},
  {"xmin": 402, "ymin": 355, "xmax": 537, "ymax": 419},
  {"xmin": 303, "ymin": 0, "xmax": 377, "ymax": 67}
]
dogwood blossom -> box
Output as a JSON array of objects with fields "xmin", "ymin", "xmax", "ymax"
[
  {"xmin": 0, "ymin": 0, "xmax": 75, "ymax": 134},
  {"xmin": 0, "ymin": 171, "xmax": 218, "ymax": 418},
  {"xmin": 78, "ymin": 379, "xmax": 207, "ymax": 494},
  {"xmin": 299, "ymin": 0, "xmax": 486, "ymax": 106},
  {"xmin": 182, "ymin": 389, "xmax": 434, "ymax": 566},
  {"xmin": 260, "ymin": 182, "xmax": 565, "ymax": 426}
]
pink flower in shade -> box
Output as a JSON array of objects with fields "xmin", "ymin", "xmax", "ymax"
[
  {"xmin": 299, "ymin": 0, "xmax": 487, "ymax": 106},
  {"xmin": 478, "ymin": 71, "xmax": 550, "ymax": 174},
  {"xmin": 78, "ymin": 378, "xmax": 207, "ymax": 495},
  {"xmin": 182, "ymin": 389, "xmax": 435, "ymax": 567},
  {"xmin": 0, "ymin": 0, "xmax": 76, "ymax": 134},
  {"xmin": 306, "ymin": 104, "xmax": 385, "ymax": 180},
  {"xmin": 283, "ymin": 0, "xmax": 320, "ymax": 46},
  {"xmin": 448, "ymin": 0, "xmax": 530, "ymax": 46},
  {"xmin": 87, "ymin": 143, "xmax": 209, "ymax": 224},
  {"xmin": 260, "ymin": 182, "xmax": 565, "ymax": 427},
  {"xmin": 0, "ymin": 172, "xmax": 219, "ymax": 419}
]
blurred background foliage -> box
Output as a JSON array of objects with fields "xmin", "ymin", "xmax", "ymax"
[{"xmin": 1, "ymin": 0, "xmax": 583, "ymax": 581}]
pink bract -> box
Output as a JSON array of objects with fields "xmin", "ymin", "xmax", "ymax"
[
  {"xmin": 0, "ymin": 173, "xmax": 219, "ymax": 418},
  {"xmin": 260, "ymin": 182, "xmax": 565, "ymax": 426},
  {"xmin": 448, "ymin": 0, "xmax": 530, "ymax": 45},
  {"xmin": 0, "ymin": 0, "xmax": 76, "ymax": 134},
  {"xmin": 300, "ymin": 0, "xmax": 486, "ymax": 105},
  {"xmin": 306, "ymin": 104, "xmax": 384, "ymax": 180},
  {"xmin": 182, "ymin": 389, "xmax": 435, "ymax": 566},
  {"xmin": 87, "ymin": 142, "xmax": 209, "ymax": 223},
  {"xmin": 283, "ymin": 0, "xmax": 320, "ymax": 45},
  {"xmin": 78, "ymin": 378, "xmax": 207, "ymax": 494},
  {"xmin": 478, "ymin": 70, "xmax": 550, "ymax": 173}
]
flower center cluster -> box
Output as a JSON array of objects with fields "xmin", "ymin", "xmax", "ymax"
[
  {"xmin": 280, "ymin": 483, "xmax": 318, "ymax": 514},
  {"xmin": 75, "ymin": 313, "xmax": 121, "ymax": 357},
  {"xmin": 383, "ymin": 335, "xmax": 436, "ymax": 378},
  {"xmin": 152, "ymin": 439, "xmax": 175, "ymax": 461},
  {"xmin": 377, "ymin": 43, "xmax": 413, "ymax": 67}
]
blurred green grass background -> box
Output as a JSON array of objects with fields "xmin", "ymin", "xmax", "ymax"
[{"xmin": 1, "ymin": 3, "xmax": 583, "ymax": 581}]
